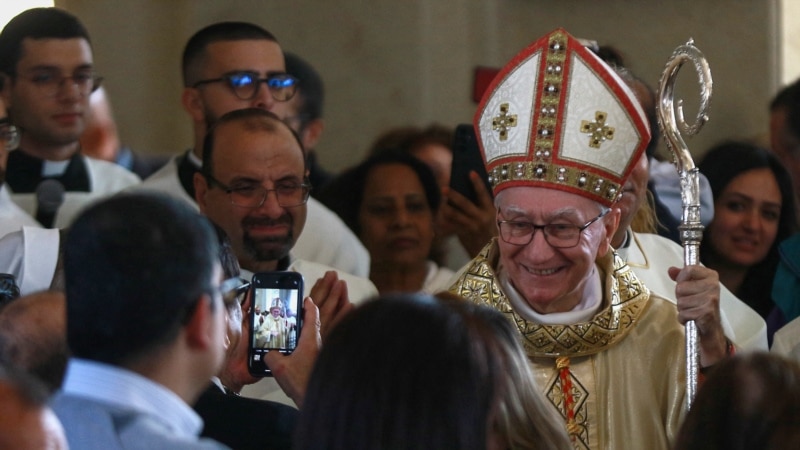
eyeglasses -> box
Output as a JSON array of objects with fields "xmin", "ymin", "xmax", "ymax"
[
  {"xmin": 220, "ymin": 277, "xmax": 251, "ymax": 309},
  {"xmin": 181, "ymin": 278, "xmax": 251, "ymax": 324},
  {"xmin": 192, "ymin": 71, "xmax": 298, "ymax": 102},
  {"xmin": 18, "ymin": 69, "xmax": 103, "ymax": 98},
  {"xmin": 204, "ymin": 173, "xmax": 312, "ymax": 208},
  {"xmin": 497, "ymin": 208, "xmax": 610, "ymax": 248},
  {"xmin": 0, "ymin": 119, "xmax": 19, "ymax": 151}
]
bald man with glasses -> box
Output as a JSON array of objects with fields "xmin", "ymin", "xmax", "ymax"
[{"xmin": 135, "ymin": 21, "xmax": 371, "ymax": 280}]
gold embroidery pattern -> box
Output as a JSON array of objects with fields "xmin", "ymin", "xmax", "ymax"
[
  {"xmin": 580, "ymin": 111, "xmax": 615, "ymax": 148},
  {"xmin": 533, "ymin": 31, "xmax": 567, "ymax": 164},
  {"xmin": 482, "ymin": 31, "xmax": 622, "ymax": 206},
  {"xmin": 492, "ymin": 103, "xmax": 517, "ymax": 141},
  {"xmin": 448, "ymin": 241, "xmax": 650, "ymax": 358},
  {"xmin": 486, "ymin": 161, "xmax": 621, "ymax": 204}
]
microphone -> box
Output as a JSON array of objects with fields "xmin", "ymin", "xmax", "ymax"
[{"xmin": 35, "ymin": 179, "xmax": 65, "ymax": 228}]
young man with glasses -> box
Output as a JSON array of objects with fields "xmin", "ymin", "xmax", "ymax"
[
  {"xmin": 137, "ymin": 21, "xmax": 371, "ymax": 279},
  {"xmin": 0, "ymin": 8, "xmax": 140, "ymax": 229},
  {"xmin": 449, "ymin": 29, "xmax": 730, "ymax": 449},
  {"xmin": 0, "ymin": 93, "xmax": 39, "ymax": 237}
]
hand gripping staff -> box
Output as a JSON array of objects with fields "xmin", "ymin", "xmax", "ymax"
[{"xmin": 656, "ymin": 39, "xmax": 712, "ymax": 411}]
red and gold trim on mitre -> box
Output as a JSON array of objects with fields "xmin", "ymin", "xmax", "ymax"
[{"xmin": 474, "ymin": 28, "xmax": 651, "ymax": 207}]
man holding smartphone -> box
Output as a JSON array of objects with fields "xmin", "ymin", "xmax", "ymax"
[{"xmin": 194, "ymin": 107, "xmax": 376, "ymax": 405}]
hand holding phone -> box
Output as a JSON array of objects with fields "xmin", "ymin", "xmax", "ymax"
[
  {"xmin": 448, "ymin": 124, "xmax": 492, "ymax": 205},
  {"xmin": 248, "ymin": 271, "xmax": 304, "ymax": 377},
  {"xmin": 263, "ymin": 297, "xmax": 321, "ymax": 407}
]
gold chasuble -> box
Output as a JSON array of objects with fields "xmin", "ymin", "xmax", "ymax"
[{"xmin": 449, "ymin": 240, "xmax": 686, "ymax": 450}]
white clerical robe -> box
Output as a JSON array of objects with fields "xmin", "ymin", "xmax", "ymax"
[
  {"xmin": 616, "ymin": 229, "xmax": 767, "ymax": 351},
  {"xmin": 9, "ymin": 156, "xmax": 140, "ymax": 229},
  {"xmin": 0, "ymin": 185, "xmax": 40, "ymax": 238},
  {"xmin": 0, "ymin": 226, "xmax": 60, "ymax": 295}
]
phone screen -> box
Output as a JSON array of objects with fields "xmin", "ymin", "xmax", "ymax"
[{"xmin": 248, "ymin": 272, "xmax": 303, "ymax": 376}]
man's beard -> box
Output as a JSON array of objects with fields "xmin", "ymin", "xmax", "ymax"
[{"xmin": 241, "ymin": 214, "xmax": 295, "ymax": 262}]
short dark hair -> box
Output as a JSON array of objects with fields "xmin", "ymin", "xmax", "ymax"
[
  {"xmin": 699, "ymin": 141, "xmax": 797, "ymax": 317},
  {"xmin": 212, "ymin": 222, "xmax": 240, "ymax": 279},
  {"xmin": 294, "ymin": 294, "xmax": 508, "ymax": 449},
  {"xmin": 771, "ymin": 78, "xmax": 800, "ymax": 142},
  {"xmin": 317, "ymin": 150, "xmax": 440, "ymax": 237},
  {"xmin": 284, "ymin": 52, "xmax": 324, "ymax": 130},
  {"xmin": 0, "ymin": 292, "xmax": 68, "ymax": 394},
  {"xmin": 64, "ymin": 192, "xmax": 219, "ymax": 366},
  {"xmin": 675, "ymin": 352, "xmax": 800, "ymax": 449},
  {"xmin": 0, "ymin": 7, "xmax": 91, "ymax": 77},
  {"xmin": 201, "ymin": 107, "xmax": 306, "ymax": 180},
  {"xmin": 0, "ymin": 357, "xmax": 49, "ymax": 406},
  {"xmin": 367, "ymin": 124, "xmax": 454, "ymax": 159},
  {"xmin": 182, "ymin": 22, "xmax": 278, "ymax": 87}
]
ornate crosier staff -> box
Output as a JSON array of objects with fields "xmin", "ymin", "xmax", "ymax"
[{"xmin": 656, "ymin": 39, "xmax": 712, "ymax": 411}]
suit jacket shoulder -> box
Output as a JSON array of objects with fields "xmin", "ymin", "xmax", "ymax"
[{"xmin": 194, "ymin": 384, "xmax": 298, "ymax": 450}]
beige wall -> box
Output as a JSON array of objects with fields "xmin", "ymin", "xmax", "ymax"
[{"xmin": 57, "ymin": 0, "xmax": 779, "ymax": 172}]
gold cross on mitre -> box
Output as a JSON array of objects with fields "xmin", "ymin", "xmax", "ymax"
[
  {"xmin": 580, "ymin": 111, "xmax": 615, "ymax": 148},
  {"xmin": 492, "ymin": 103, "xmax": 518, "ymax": 141}
]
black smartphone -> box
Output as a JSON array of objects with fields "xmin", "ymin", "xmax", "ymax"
[
  {"xmin": 248, "ymin": 271, "xmax": 304, "ymax": 377},
  {"xmin": 449, "ymin": 123, "xmax": 493, "ymax": 205}
]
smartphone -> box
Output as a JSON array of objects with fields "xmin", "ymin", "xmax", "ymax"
[
  {"xmin": 449, "ymin": 123, "xmax": 493, "ymax": 205},
  {"xmin": 248, "ymin": 271, "xmax": 304, "ymax": 377}
]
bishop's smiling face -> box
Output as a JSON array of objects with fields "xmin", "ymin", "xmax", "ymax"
[{"xmin": 495, "ymin": 186, "xmax": 618, "ymax": 314}]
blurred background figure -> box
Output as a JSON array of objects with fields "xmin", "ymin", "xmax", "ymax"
[
  {"xmin": 769, "ymin": 78, "xmax": 800, "ymax": 221},
  {"xmin": 318, "ymin": 151, "xmax": 454, "ymax": 294},
  {"xmin": 80, "ymin": 86, "xmax": 168, "ymax": 179},
  {"xmin": 0, "ymin": 86, "xmax": 39, "ymax": 238},
  {"xmin": 698, "ymin": 141, "xmax": 797, "ymax": 343},
  {"xmin": 283, "ymin": 52, "xmax": 332, "ymax": 192},
  {"xmin": 0, "ymin": 358, "xmax": 68, "ymax": 450},
  {"xmin": 294, "ymin": 293, "xmax": 571, "ymax": 450},
  {"xmin": 365, "ymin": 124, "xmax": 497, "ymax": 271},
  {"xmin": 674, "ymin": 352, "xmax": 800, "ymax": 450},
  {"xmin": 0, "ymin": 290, "xmax": 68, "ymax": 394}
]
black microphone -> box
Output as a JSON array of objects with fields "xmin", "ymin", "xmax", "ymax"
[{"xmin": 35, "ymin": 179, "xmax": 65, "ymax": 228}]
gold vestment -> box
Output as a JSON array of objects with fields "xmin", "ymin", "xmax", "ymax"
[{"xmin": 449, "ymin": 240, "xmax": 686, "ymax": 450}]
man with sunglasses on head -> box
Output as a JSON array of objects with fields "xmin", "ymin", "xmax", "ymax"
[
  {"xmin": 0, "ymin": 8, "xmax": 140, "ymax": 229},
  {"xmin": 0, "ymin": 92, "xmax": 39, "ymax": 238},
  {"xmin": 136, "ymin": 21, "xmax": 370, "ymax": 279}
]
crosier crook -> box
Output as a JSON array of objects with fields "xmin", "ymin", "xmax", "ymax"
[{"xmin": 656, "ymin": 39, "xmax": 712, "ymax": 411}]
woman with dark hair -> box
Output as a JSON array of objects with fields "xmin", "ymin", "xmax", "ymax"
[
  {"xmin": 673, "ymin": 352, "xmax": 800, "ymax": 450},
  {"xmin": 294, "ymin": 293, "xmax": 571, "ymax": 450},
  {"xmin": 318, "ymin": 151, "xmax": 454, "ymax": 294},
  {"xmin": 698, "ymin": 141, "xmax": 797, "ymax": 341}
]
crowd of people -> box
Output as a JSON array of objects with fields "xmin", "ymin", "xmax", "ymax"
[{"xmin": 2, "ymin": 6, "xmax": 800, "ymax": 450}]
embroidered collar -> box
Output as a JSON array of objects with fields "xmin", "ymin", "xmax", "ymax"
[{"xmin": 449, "ymin": 239, "xmax": 651, "ymax": 357}]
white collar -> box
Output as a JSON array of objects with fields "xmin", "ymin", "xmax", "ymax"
[
  {"xmin": 61, "ymin": 358, "xmax": 204, "ymax": 438},
  {"xmin": 499, "ymin": 263, "xmax": 603, "ymax": 325}
]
